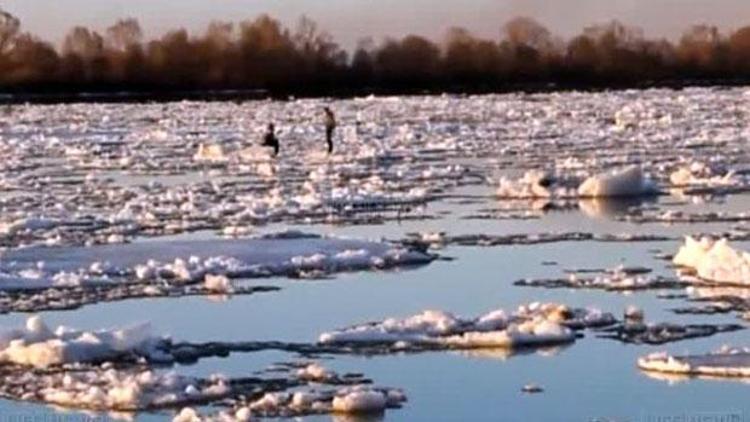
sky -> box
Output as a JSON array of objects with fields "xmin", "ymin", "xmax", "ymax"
[{"xmin": 3, "ymin": 0, "xmax": 750, "ymax": 50}]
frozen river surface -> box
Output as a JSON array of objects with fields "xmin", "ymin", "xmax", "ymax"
[{"xmin": 0, "ymin": 87, "xmax": 749, "ymax": 421}]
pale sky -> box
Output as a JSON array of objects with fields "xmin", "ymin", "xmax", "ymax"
[{"xmin": 4, "ymin": 0, "xmax": 750, "ymax": 50}]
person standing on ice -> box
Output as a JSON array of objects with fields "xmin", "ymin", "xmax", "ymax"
[
  {"xmin": 261, "ymin": 123, "xmax": 279, "ymax": 157},
  {"xmin": 323, "ymin": 106, "xmax": 336, "ymax": 154}
]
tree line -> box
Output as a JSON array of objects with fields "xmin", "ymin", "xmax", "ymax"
[{"xmin": 2, "ymin": 10, "xmax": 750, "ymax": 96}]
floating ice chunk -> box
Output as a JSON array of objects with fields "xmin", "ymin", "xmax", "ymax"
[
  {"xmin": 0, "ymin": 316, "xmax": 163, "ymax": 368},
  {"xmin": 319, "ymin": 303, "xmax": 611, "ymax": 349},
  {"xmin": 673, "ymin": 236, "xmax": 714, "ymax": 268},
  {"xmin": 669, "ymin": 162, "xmax": 736, "ymax": 187},
  {"xmin": 222, "ymin": 226, "xmax": 253, "ymax": 238},
  {"xmin": 613, "ymin": 106, "xmax": 638, "ymax": 130},
  {"xmin": 577, "ymin": 166, "xmax": 658, "ymax": 198},
  {"xmin": 249, "ymin": 392, "xmax": 291, "ymax": 413},
  {"xmin": 515, "ymin": 264, "xmax": 679, "ymax": 291},
  {"xmin": 296, "ymin": 363, "xmax": 335, "ymax": 381},
  {"xmin": 3, "ymin": 234, "xmax": 434, "ymax": 289},
  {"xmin": 0, "ymin": 217, "xmax": 59, "ymax": 236},
  {"xmin": 496, "ymin": 171, "xmax": 555, "ymax": 199},
  {"xmin": 64, "ymin": 146, "xmax": 88, "ymax": 157},
  {"xmin": 417, "ymin": 232, "xmax": 446, "ymax": 245},
  {"xmin": 638, "ymin": 347, "xmax": 750, "ymax": 378},
  {"xmin": 521, "ymin": 383, "xmax": 544, "ymax": 394},
  {"xmin": 238, "ymin": 146, "xmax": 274, "ymax": 163},
  {"xmin": 29, "ymin": 369, "xmax": 230, "ymax": 411},
  {"xmin": 173, "ymin": 407, "xmax": 201, "ymax": 422},
  {"xmin": 246, "ymin": 384, "xmax": 404, "ymax": 418},
  {"xmin": 473, "ymin": 309, "xmax": 508, "ymax": 331},
  {"xmin": 173, "ymin": 406, "xmax": 253, "ymax": 422},
  {"xmin": 204, "ymin": 274, "xmax": 234, "ymax": 294},
  {"xmin": 440, "ymin": 319, "xmax": 574, "ymax": 348},
  {"xmin": 235, "ymin": 407, "xmax": 252, "ymax": 422},
  {"xmin": 496, "ymin": 171, "xmax": 582, "ymax": 200},
  {"xmin": 332, "ymin": 388, "xmax": 387, "ymax": 414},
  {"xmin": 624, "ymin": 305, "xmax": 644, "ymax": 322},
  {"xmin": 673, "ymin": 236, "xmax": 750, "ymax": 284},
  {"xmin": 193, "ymin": 143, "xmax": 227, "ymax": 163},
  {"xmin": 319, "ymin": 309, "xmax": 461, "ymax": 344}
]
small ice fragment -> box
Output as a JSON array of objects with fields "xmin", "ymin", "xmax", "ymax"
[
  {"xmin": 624, "ymin": 305, "xmax": 644, "ymax": 323},
  {"xmin": 203, "ymin": 274, "xmax": 234, "ymax": 293},
  {"xmin": 173, "ymin": 407, "xmax": 201, "ymax": 422},
  {"xmin": 521, "ymin": 383, "xmax": 544, "ymax": 394},
  {"xmin": 332, "ymin": 389, "xmax": 387, "ymax": 414},
  {"xmin": 577, "ymin": 166, "xmax": 658, "ymax": 198}
]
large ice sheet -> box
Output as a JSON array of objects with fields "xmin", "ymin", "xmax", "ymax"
[{"xmin": 0, "ymin": 233, "xmax": 433, "ymax": 289}]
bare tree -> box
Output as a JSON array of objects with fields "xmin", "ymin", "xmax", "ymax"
[
  {"xmin": 503, "ymin": 17, "xmax": 552, "ymax": 52},
  {"xmin": 0, "ymin": 8, "xmax": 20, "ymax": 56},
  {"xmin": 729, "ymin": 26, "xmax": 750, "ymax": 72},
  {"xmin": 206, "ymin": 21, "xmax": 234, "ymax": 49},
  {"xmin": 678, "ymin": 25, "xmax": 723, "ymax": 71},
  {"xmin": 105, "ymin": 18, "xmax": 142, "ymax": 51},
  {"xmin": 63, "ymin": 26, "xmax": 104, "ymax": 59}
]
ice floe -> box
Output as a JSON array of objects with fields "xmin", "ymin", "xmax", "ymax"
[
  {"xmin": 670, "ymin": 286, "xmax": 750, "ymax": 317},
  {"xmin": 0, "ymin": 232, "xmax": 434, "ymax": 293},
  {"xmin": 639, "ymin": 347, "xmax": 750, "ymax": 378},
  {"xmin": 673, "ymin": 236, "xmax": 750, "ymax": 285},
  {"xmin": 577, "ymin": 166, "xmax": 659, "ymax": 198},
  {"xmin": 495, "ymin": 170, "xmax": 575, "ymax": 199},
  {"xmin": 404, "ymin": 231, "xmax": 673, "ymax": 249},
  {"xmin": 495, "ymin": 166, "xmax": 658, "ymax": 201},
  {"xmin": 318, "ymin": 302, "xmax": 615, "ymax": 349},
  {"xmin": 193, "ymin": 143, "xmax": 227, "ymax": 163},
  {"xmin": 246, "ymin": 385, "xmax": 406, "ymax": 417},
  {"xmin": 0, "ymin": 316, "xmax": 168, "ymax": 368},
  {"xmin": 0, "ymin": 234, "xmax": 433, "ymax": 314},
  {"xmin": 669, "ymin": 162, "xmax": 739, "ymax": 187},
  {"xmin": 597, "ymin": 321, "xmax": 742, "ymax": 345},
  {"xmin": 0, "ymin": 317, "xmax": 406, "ymax": 418},
  {"xmin": 15, "ymin": 369, "xmax": 234, "ymax": 411},
  {"xmin": 515, "ymin": 265, "xmax": 684, "ymax": 291},
  {"xmin": 620, "ymin": 209, "xmax": 750, "ymax": 224}
]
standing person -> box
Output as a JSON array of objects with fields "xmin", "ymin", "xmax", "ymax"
[
  {"xmin": 261, "ymin": 123, "xmax": 279, "ymax": 157},
  {"xmin": 323, "ymin": 107, "xmax": 336, "ymax": 154}
]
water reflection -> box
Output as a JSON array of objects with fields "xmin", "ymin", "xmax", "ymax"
[
  {"xmin": 687, "ymin": 285, "xmax": 750, "ymax": 299},
  {"xmin": 456, "ymin": 345, "xmax": 568, "ymax": 361},
  {"xmin": 578, "ymin": 196, "xmax": 657, "ymax": 219},
  {"xmin": 332, "ymin": 414, "xmax": 385, "ymax": 422},
  {"xmin": 641, "ymin": 370, "xmax": 750, "ymax": 386}
]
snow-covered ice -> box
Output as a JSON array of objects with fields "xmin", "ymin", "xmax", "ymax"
[
  {"xmin": 0, "ymin": 233, "xmax": 434, "ymax": 290},
  {"xmin": 1, "ymin": 87, "xmax": 750, "ymax": 419},
  {"xmin": 577, "ymin": 166, "xmax": 659, "ymax": 198},
  {"xmin": 639, "ymin": 347, "xmax": 750, "ymax": 378},
  {"xmin": 669, "ymin": 162, "xmax": 741, "ymax": 187},
  {"xmin": 0, "ymin": 316, "xmax": 165, "ymax": 368},
  {"xmin": 673, "ymin": 236, "xmax": 750, "ymax": 285},
  {"xmin": 319, "ymin": 303, "xmax": 615, "ymax": 349},
  {"xmin": 0, "ymin": 317, "xmax": 406, "ymax": 417}
]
